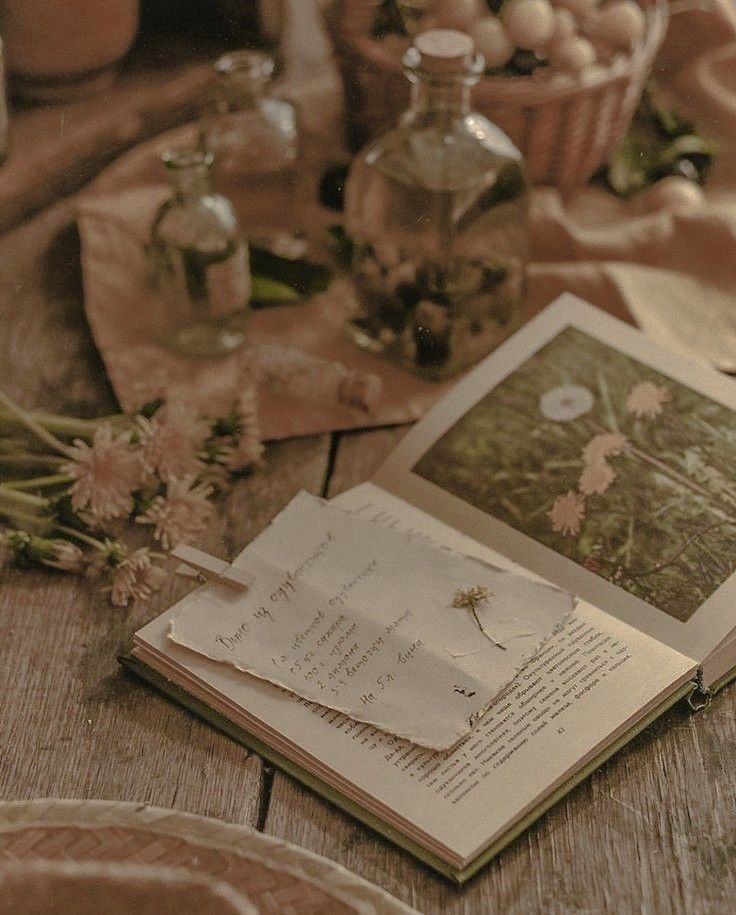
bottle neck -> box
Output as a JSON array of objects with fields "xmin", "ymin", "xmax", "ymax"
[
  {"xmin": 163, "ymin": 149, "xmax": 213, "ymax": 202},
  {"xmin": 407, "ymin": 75, "xmax": 472, "ymax": 123},
  {"xmin": 218, "ymin": 74, "xmax": 268, "ymax": 111},
  {"xmin": 171, "ymin": 170, "xmax": 210, "ymax": 202}
]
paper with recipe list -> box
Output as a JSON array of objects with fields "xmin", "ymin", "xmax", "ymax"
[{"xmin": 169, "ymin": 491, "xmax": 574, "ymax": 750}]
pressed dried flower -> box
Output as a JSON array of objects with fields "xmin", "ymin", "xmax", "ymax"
[
  {"xmin": 137, "ymin": 476, "xmax": 214, "ymax": 549},
  {"xmin": 539, "ymin": 385, "xmax": 594, "ymax": 422},
  {"xmin": 62, "ymin": 424, "xmax": 142, "ymax": 524},
  {"xmin": 626, "ymin": 381, "xmax": 671, "ymax": 419},
  {"xmin": 452, "ymin": 586, "xmax": 491, "ymax": 611},
  {"xmin": 451, "ymin": 585, "xmax": 506, "ymax": 650},
  {"xmin": 582, "ymin": 432, "xmax": 628, "ymax": 466},
  {"xmin": 548, "ymin": 490, "xmax": 586, "ymax": 537},
  {"xmin": 108, "ymin": 547, "xmax": 167, "ymax": 607},
  {"xmin": 578, "ymin": 460, "xmax": 617, "ymax": 496}
]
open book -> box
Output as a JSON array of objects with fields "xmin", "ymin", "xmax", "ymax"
[{"xmin": 124, "ymin": 295, "xmax": 736, "ymax": 882}]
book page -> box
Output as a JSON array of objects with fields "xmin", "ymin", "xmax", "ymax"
[
  {"xmin": 167, "ymin": 492, "xmax": 574, "ymax": 750},
  {"xmin": 134, "ymin": 483, "xmax": 695, "ymax": 867},
  {"xmin": 373, "ymin": 295, "xmax": 736, "ymax": 662}
]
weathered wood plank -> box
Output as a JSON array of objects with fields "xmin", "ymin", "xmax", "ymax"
[
  {"xmin": 326, "ymin": 427, "xmax": 409, "ymax": 498},
  {"xmin": 262, "ymin": 687, "xmax": 736, "ymax": 914},
  {"xmin": 3, "ymin": 156, "xmax": 736, "ymax": 915}
]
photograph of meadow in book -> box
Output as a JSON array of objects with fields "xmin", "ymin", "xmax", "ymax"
[{"xmin": 414, "ymin": 327, "xmax": 736, "ymax": 622}]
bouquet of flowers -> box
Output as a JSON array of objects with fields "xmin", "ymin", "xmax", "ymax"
[{"xmin": 0, "ymin": 386, "xmax": 263, "ymax": 606}]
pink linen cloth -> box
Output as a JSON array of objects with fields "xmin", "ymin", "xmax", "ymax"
[
  {"xmin": 77, "ymin": 177, "xmax": 457, "ymax": 439},
  {"xmin": 77, "ymin": 0, "xmax": 736, "ymax": 439},
  {"xmin": 527, "ymin": 0, "xmax": 736, "ymax": 371}
]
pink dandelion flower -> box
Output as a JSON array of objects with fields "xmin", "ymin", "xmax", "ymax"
[
  {"xmin": 578, "ymin": 460, "xmax": 617, "ymax": 496},
  {"xmin": 62, "ymin": 424, "xmax": 142, "ymax": 524},
  {"xmin": 197, "ymin": 462, "xmax": 231, "ymax": 492},
  {"xmin": 548, "ymin": 490, "xmax": 586, "ymax": 536},
  {"xmin": 234, "ymin": 387, "xmax": 261, "ymax": 436},
  {"xmin": 223, "ymin": 434, "xmax": 265, "ymax": 473},
  {"xmin": 1, "ymin": 530, "xmax": 85, "ymax": 573},
  {"xmin": 211, "ymin": 385, "xmax": 264, "ymax": 473},
  {"xmin": 235, "ymin": 386, "xmax": 258, "ymax": 421},
  {"xmin": 137, "ymin": 476, "xmax": 214, "ymax": 549},
  {"xmin": 582, "ymin": 432, "xmax": 628, "ymax": 466},
  {"xmin": 108, "ymin": 547, "xmax": 167, "ymax": 607},
  {"xmin": 232, "ymin": 387, "xmax": 264, "ymax": 471},
  {"xmin": 43, "ymin": 540, "xmax": 86, "ymax": 573},
  {"xmin": 626, "ymin": 381, "xmax": 671, "ymax": 419},
  {"xmin": 137, "ymin": 408, "xmax": 207, "ymax": 483}
]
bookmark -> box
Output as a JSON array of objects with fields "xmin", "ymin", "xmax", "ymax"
[{"xmin": 171, "ymin": 544, "xmax": 254, "ymax": 591}]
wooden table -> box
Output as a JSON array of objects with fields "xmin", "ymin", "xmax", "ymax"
[{"xmin": 2, "ymin": 62, "xmax": 736, "ymax": 915}]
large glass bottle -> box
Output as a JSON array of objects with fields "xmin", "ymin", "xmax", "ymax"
[
  {"xmin": 200, "ymin": 49, "xmax": 298, "ymax": 239},
  {"xmin": 149, "ymin": 147, "xmax": 251, "ymax": 360},
  {"xmin": 344, "ymin": 28, "xmax": 529, "ymax": 379}
]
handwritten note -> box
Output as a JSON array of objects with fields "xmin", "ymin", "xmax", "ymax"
[{"xmin": 169, "ymin": 492, "xmax": 574, "ymax": 749}]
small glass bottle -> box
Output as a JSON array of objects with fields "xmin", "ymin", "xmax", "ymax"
[
  {"xmin": 344, "ymin": 28, "xmax": 529, "ymax": 379},
  {"xmin": 200, "ymin": 49, "xmax": 298, "ymax": 239},
  {"xmin": 149, "ymin": 147, "xmax": 251, "ymax": 360}
]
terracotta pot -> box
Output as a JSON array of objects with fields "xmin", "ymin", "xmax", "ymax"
[{"xmin": 0, "ymin": 0, "xmax": 139, "ymax": 97}]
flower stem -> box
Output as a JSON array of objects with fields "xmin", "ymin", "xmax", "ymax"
[
  {"xmin": 0, "ymin": 391, "xmax": 73, "ymax": 456},
  {"xmin": 0, "ymin": 406, "xmax": 120, "ymax": 442},
  {"xmin": 471, "ymin": 605, "xmax": 507, "ymax": 650},
  {"xmin": 2, "ymin": 473, "xmax": 72, "ymax": 491},
  {"xmin": 0, "ymin": 484, "xmax": 49, "ymax": 511},
  {"xmin": 0, "ymin": 452, "xmax": 65, "ymax": 472},
  {"xmin": 587, "ymin": 418, "xmax": 727, "ymax": 509},
  {"xmin": 0, "ymin": 483, "xmax": 55, "ymax": 535},
  {"xmin": 0, "ymin": 437, "xmax": 33, "ymax": 452},
  {"xmin": 0, "ymin": 511, "xmax": 55, "ymax": 536},
  {"xmin": 57, "ymin": 524, "xmax": 106, "ymax": 551}
]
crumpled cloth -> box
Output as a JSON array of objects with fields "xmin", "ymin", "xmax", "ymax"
[
  {"xmin": 526, "ymin": 0, "xmax": 736, "ymax": 371},
  {"xmin": 77, "ymin": 1, "xmax": 736, "ymax": 439}
]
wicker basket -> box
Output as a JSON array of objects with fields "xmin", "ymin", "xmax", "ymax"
[{"xmin": 324, "ymin": 0, "xmax": 669, "ymax": 189}]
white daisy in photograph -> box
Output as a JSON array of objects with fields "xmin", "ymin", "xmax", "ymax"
[{"xmin": 539, "ymin": 385, "xmax": 594, "ymax": 422}]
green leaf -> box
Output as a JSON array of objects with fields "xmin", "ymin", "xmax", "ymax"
[
  {"xmin": 249, "ymin": 246, "xmax": 332, "ymax": 298},
  {"xmin": 597, "ymin": 82, "xmax": 717, "ymax": 198},
  {"xmin": 250, "ymin": 274, "xmax": 302, "ymax": 304}
]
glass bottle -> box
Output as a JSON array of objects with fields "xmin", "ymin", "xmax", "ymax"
[
  {"xmin": 149, "ymin": 147, "xmax": 251, "ymax": 360},
  {"xmin": 344, "ymin": 28, "xmax": 529, "ymax": 379},
  {"xmin": 200, "ymin": 49, "xmax": 298, "ymax": 239}
]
